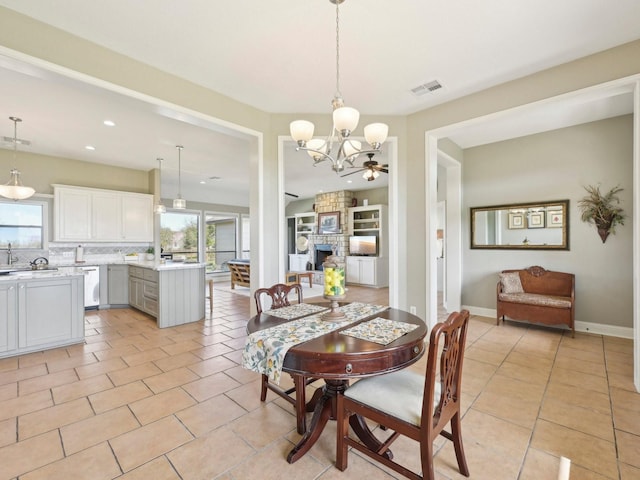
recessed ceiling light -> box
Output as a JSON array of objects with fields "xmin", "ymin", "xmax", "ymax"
[
  {"xmin": 103, "ymin": 120, "xmax": 115, "ymax": 127},
  {"xmin": 85, "ymin": 145, "xmax": 95, "ymax": 151},
  {"xmin": 347, "ymin": 180, "xmax": 352, "ymax": 184},
  {"xmin": 199, "ymin": 181, "xmax": 206, "ymax": 184}
]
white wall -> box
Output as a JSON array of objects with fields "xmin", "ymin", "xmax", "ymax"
[{"xmin": 461, "ymin": 115, "xmax": 633, "ymax": 328}]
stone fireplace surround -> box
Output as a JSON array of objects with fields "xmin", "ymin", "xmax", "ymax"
[{"xmin": 306, "ymin": 190, "xmax": 354, "ymax": 282}]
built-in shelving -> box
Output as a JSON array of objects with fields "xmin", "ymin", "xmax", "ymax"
[
  {"xmin": 347, "ymin": 204, "xmax": 388, "ymax": 287},
  {"xmin": 294, "ymin": 212, "xmax": 316, "ymax": 253}
]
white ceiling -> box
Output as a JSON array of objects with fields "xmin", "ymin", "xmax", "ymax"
[{"xmin": 0, "ymin": 0, "xmax": 639, "ymax": 205}]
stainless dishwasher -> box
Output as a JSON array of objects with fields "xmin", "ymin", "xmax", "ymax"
[{"xmin": 79, "ymin": 266, "xmax": 100, "ymax": 308}]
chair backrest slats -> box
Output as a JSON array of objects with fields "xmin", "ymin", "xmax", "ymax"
[
  {"xmin": 254, "ymin": 283, "xmax": 304, "ymax": 314},
  {"xmin": 422, "ymin": 310, "xmax": 469, "ymax": 440}
]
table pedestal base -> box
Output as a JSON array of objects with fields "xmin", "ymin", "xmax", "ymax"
[
  {"xmin": 287, "ymin": 380, "xmax": 391, "ymax": 463},
  {"xmin": 287, "ymin": 379, "xmax": 345, "ymax": 463}
]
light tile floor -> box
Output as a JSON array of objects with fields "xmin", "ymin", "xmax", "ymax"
[{"xmin": 0, "ymin": 285, "xmax": 638, "ymax": 479}]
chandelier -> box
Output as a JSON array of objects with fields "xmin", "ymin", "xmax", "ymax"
[
  {"xmin": 289, "ymin": 0, "xmax": 388, "ymax": 173},
  {"xmin": 0, "ymin": 116, "xmax": 35, "ymax": 200},
  {"xmin": 173, "ymin": 145, "xmax": 186, "ymax": 209}
]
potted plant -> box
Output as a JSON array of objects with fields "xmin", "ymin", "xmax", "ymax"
[
  {"xmin": 146, "ymin": 247, "xmax": 155, "ymax": 260},
  {"xmin": 578, "ymin": 184, "xmax": 625, "ymax": 243}
]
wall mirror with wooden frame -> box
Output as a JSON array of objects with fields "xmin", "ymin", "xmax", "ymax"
[{"xmin": 470, "ymin": 200, "xmax": 569, "ymax": 250}]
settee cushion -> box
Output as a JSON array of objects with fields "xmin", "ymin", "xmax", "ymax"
[
  {"xmin": 499, "ymin": 272, "xmax": 524, "ymax": 294},
  {"xmin": 498, "ymin": 292, "xmax": 572, "ymax": 309}
]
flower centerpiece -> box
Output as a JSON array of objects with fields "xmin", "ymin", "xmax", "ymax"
[{"xmin": 322, "ymin": 250, "xmax": 346, "ymax": 321}]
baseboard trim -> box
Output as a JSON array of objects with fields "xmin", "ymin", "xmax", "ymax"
[{"xmin": 462, "ymin": 305, "xmax": 633, "ymax": 339}]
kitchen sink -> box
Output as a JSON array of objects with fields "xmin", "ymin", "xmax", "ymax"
[{"xmin": 0, "ymin": 267, "xmax": 59, "ymax": 275}]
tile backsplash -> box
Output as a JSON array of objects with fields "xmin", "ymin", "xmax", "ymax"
[{"xmin": 48, "ymin": 243, "xmax": 152, "ymax": 265}]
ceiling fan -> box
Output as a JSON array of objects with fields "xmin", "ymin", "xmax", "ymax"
[{"xmin": 340, "ymin": 153, "xmax": 388, "ymax": 181}]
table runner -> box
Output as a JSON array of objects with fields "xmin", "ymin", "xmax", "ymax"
[
  {"xmin": 340, "ymin": 317, "xmax": 419, "ymax": 345},
  {"xmin": 263, "ymin": 303, "xmax": 328, "ymax": 320},
  {"xmin": 242, "ymin": 302, "xmax": 388, "ymax": 383}
]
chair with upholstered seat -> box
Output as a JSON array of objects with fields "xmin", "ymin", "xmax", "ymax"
[
  {"xmin": 254, "ymin": 282, "xmax": 313, "ymax": 434},
  {"xmin": 336, "ymin": 310, "xmax": 471, "ymax": 480}
]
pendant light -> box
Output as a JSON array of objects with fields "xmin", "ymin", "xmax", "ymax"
[
  {"xmin": 0, "ymin": 117, "xmax": 35, "ymax": 200},
  {"xmin": 173, "ymin": 145, "xmax": 186, "ymax": 209},
  {"xmin": 154, "ymin": 157, "xmax": 166, "ymax": 214}
]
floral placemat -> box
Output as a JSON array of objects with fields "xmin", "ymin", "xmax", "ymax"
[
  {"xmin": 339, "ymin": 317, "xmax": 419, "ymax": 345},
  {"xmin": 263, "ymin": 303, "xmax": 328, "ymax": 320},
  {"xmin": 337, "ymin": 302, "xmax": 389, "ymax": 321},
  {"xmin": 242, "ymin": 302, "xmax": 388, "ymax": 384}
]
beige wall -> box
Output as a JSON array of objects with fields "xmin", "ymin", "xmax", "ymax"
[
  {"xmin": 406, "ymin": 39, "xmax": 640, "ymax": 320},
  {"xmin": 2, "ymin": 6, "xmax": 640, "ymax": 326},
  {"xmin": 0, "ymin": 150, "xmax": 150, "ymax": 194},
  {"xmin": 462, "ymin": 115, "xmax": 633, "ymax": 327},
  {"xmin": 0, "ymin": 6, "xmax": 281, "ymax": 289}
]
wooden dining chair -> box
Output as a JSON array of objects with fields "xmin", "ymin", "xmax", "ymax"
[
  {"xmin": 254, "ymin": 282, "xmax": 303, "ymax": 314},
  {"xmin": 336, "ymin": 310, "xmax": 471, "ymax": 480},
  {"xmin": 254, "ymin": 282, "xmax": 314, "ymax": 434}
]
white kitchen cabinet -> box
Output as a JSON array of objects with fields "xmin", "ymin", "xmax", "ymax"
[
  {"xmin": 289, "ymin": 253, "xmax": 310, "ymax": 272},
  {"xmin": 55, "ymin": 187, "xmax": 92, "ymax": 240},
  {"xmin": 346, "ymin": 256, "xmax": 388, "ymax": 287},
  {"xmin": 92, "ymin": 191, "xmax": 120, "ymax": 240},
  {"xmin": 122, "ymin": 194, "xmax": 154, "ymax": 241},
  {"xmin": 53, "ymin": 185, "xmax": 153, "ymax": 242},
  {"xmin": 0, "ymin": 275, "xmax": 84, "ymax": 359}
]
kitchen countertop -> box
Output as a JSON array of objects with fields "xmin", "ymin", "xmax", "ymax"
[
  {"xmin": 0, "ymin": 259, "xmax": 206, "ymax": 282},
  {"xmin": 128, "ymin": 260, "xmax": 206, "ymax": 271},
  {"xmin": 0, "ymin": 268, "xmax": 85, "ymax": 282},
  {"xmin": 52, "ymin": 260, "xmax": 206, "ymax": 271}
]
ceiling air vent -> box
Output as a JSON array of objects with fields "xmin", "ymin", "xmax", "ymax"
[
  {"xmin": 2, "ymin": 136, "xmax": 31, "ymax": 146},
  {"xmin": 410, "ymin": 80, "xmax": 443, "ymax": 97}
]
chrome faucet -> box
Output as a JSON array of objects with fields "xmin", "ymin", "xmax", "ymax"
[{"xmin": 7, "ymin": 242, "xmax": 15, "ymax": 265}]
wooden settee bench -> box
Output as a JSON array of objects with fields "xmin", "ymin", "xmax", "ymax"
[
  {"xmin": 228, "ymin": 259, "xmax": 250, "ymax": 289},
  {"xmin": 497, "ymin": 265, "xmax": 575, "ymax": 336}
]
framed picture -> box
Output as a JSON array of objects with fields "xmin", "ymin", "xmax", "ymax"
[
  {"xmin": 547, "ymin": 209, "xmax": 563, "ymax": 228},
  {"xmin": 318, "ymin": 211, "xmax": 341, "ymax": 234},
  {"xmin": 528, "ymin": 211, "xmax": 545, "ymax": 229},
  {"xmin": 508, "ymin": 212, "xmax": 525, "ymax": 229}
]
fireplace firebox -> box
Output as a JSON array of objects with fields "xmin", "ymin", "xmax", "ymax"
[{"xmin": 313, "ymin": 244, "xmax": 333, "ymax": 271}]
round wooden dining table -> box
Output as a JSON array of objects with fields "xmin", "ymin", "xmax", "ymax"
[{"xmin": 246, "ymin": 303, "xmax": 428, "ymax": 463}]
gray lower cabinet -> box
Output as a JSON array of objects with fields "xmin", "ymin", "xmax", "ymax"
[
  {"xmin": 0, "ymin": 275, "xmax": 84, "ymax": 358},
  {"xmin": 107, "ymin": 265, "xmax": 129, "ymax": 305},
  {"xmin": 128, "ymin": 265, "xmax": 205, "ymax": 328},
  {"xmin": 0, "ymin": 283, "xmax": 18, "ymax": 353},
  {"xmin": 128, "ymin": 270, "xmax": 144, "ymax": 312}
]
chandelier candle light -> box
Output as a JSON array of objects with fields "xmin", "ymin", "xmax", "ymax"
[
  {"xmin": 289, "ymin": 0, "xmax": 388, "ymax": 173},
  {"xmin": 0, "ymin": 116, "xmax": 35, "ymax": 200}
]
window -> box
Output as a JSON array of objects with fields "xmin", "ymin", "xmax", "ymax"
[
  {"xmin": 0, "ymin": 200, "xmax": 47, "ymax": 250},
  {"xmin": 205, "ymin": 213, "xmax": 239, "ymax": 273},
  {"xmin": 160, "ymin": 211, "xmax": 200, "ymax": 262}
]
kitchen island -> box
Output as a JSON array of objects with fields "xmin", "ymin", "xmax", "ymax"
[
  {"xmin": 0, "ymin": 269, "xmax": 84, "ymax": 359},
  {"xmin": 127, "ymin": 261, "xmax": 206, "ymax": 328}
]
